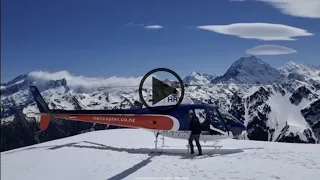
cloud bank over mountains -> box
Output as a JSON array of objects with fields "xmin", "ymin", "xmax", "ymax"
[{"xmin": 27, "ymin": 70, "xmax": 155, "ymax": 91}]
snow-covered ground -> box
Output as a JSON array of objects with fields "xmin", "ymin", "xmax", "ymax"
[{"xmin": 1, "ymin": 129, "xmax": 320, "ymax": 180}]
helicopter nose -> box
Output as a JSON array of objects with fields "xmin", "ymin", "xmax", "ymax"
[{"xmin": 228, "ymin": 122, "xmax": 247, "ymax": 137}]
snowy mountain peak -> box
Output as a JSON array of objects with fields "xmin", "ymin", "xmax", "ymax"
[
  {"xmin": 211, "ymin": 55, "xmax": 285, "ymax": 84},
  {"xmin": 279, "ymin": 61, "xmax": 305, "ymax": 75},
  {"xmin": 183, "ymin": 71, "xmax": 216, "ymax": 85},
  {"xmin": 229, "ymin": 55, "xmax": 270, "ymax": 70},
  {"xmin": 191, "ymin": 71, "xmax": 200, "ymax": 76},
  {"xmin": 279, "ymin": 61, "xmax": 320, "ymax": 83},
  {"xmin": 3, "ymin": 74, "xmax": 28, "ymax": 86},
  {"xmin": 286, "ymin": 60, "xmax": 299, "ymax": 66}
]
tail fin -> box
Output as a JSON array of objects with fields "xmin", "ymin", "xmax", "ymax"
[
  {"xmin": 30, "ymin": 86, "xmax": 50, "ymax": 113},
  {"xmin": 29, "ymin": 86, "xmax": 52, "ymax": 130}
]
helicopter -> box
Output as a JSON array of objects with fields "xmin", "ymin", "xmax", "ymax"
[{"xmin": 29, "ymin": 85, "xmax": 247, "ymax": 152}]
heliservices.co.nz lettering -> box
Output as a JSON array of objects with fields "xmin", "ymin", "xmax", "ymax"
[{"xmin": 93, "ymin": 116, "xmax": 135, "ymax": 122}]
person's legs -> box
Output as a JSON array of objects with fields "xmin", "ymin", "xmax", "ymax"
[
  {"xmin": 188, "ymin": 134, "xmax": 195, "ymax": 154},
  {"xmin": 195, "ymin": 134, "xmax": 202, "ymax": 155}
]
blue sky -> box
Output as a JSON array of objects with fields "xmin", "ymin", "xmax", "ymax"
[{"xmin": 2, "ymin": 0, "xmax": 320, "ymax": 82}]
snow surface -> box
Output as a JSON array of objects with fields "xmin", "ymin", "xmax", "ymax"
[
  {"xmin": 1, "ymin": 129, "xmax": 320, "ymax": 180},
  {"xmin": 268, "ymin": 89, "xmax": 312, "ymax": 140}
]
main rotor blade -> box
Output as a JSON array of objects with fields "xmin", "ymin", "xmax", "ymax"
[{"xmin": 96, "ymin": 83, "xmax": 275, "ymax": 88}]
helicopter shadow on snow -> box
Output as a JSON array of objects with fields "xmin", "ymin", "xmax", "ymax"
[
  {"xmin": 40, "ymin": 140, "xmax": 255, "ymax": 159},
  {"xmin": 2, "ymin": 140, "xmax": 261, "ymax": 159},
  {"xmin": 2, "ymin": 141, "xmax": 262, "ymax": 180}
]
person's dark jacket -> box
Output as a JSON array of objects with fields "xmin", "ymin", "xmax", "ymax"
[{"xmin": 189, "ymin": 116, "xmax": 202, "ymax": 135}]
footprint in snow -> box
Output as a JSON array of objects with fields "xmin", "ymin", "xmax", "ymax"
[{"xmin": 270, "ymin": 175, "xmax": 281, "ymax": 179}]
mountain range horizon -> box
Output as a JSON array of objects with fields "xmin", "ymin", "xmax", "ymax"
[
  {"xmin": 2, "ymin": 55, "xmax": 319, "ymax": 87},
  {"xmin": 1, "ymin": 54, "xmax": 320, "ymax": 152}
]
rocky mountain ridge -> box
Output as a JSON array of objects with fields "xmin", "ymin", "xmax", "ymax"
[
  {"xmin": 183, "ymin": 71, "xmax": 217, "ymax": 85},
  {"xmin": 1, "ymin": 56, "xmax": 320, "ymax": 152}
]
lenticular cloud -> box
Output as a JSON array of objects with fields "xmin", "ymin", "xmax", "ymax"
[
  {"xmin": 197, "ymin": 23, "xmax": 313, "ymax": 41},
  {"xmin": 246, "ymin": 45, "xmax": 297, "ymax": 55}
]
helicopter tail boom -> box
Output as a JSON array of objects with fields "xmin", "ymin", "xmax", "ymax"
[{"xmin": 29, "ymin": 86, "xmax": 180, "ymax": 131}]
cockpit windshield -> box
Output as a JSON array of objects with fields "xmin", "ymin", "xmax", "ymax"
[
  {"xmin": 217, "ymin": 108, "xmax": 243, "ymax": 124},
  {"xmin": 205, "ymin": 105, "xmax": 226, "ymax": 132}
]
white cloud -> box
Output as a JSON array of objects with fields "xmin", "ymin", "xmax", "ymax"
[
  {"xmin": 197, "ymin": 23, "xmax": 313, "ymax": 41},
  {"xmin": 125, "ymin": 23, "xmax": 163, "ymax": 30},
  {"xmin": 259, "ymin": 0, "xmax": 320, "ymax": 18},
  {"xmin": 246, "ymin": 44, "xmax": 297, "ymax": 55},
  {"xmin": 144, "ymin": 25, "xmax": 163, "ymax": 29},
  {"xmin": 28, "ymin": 70, "xmax": 155, "ymax": 91},
  {"xmin": 125, "ymin": 22, "xmax": 144, "ymax": 27},
  {"xmin": 231, "ymin": 0, "xmax": 320, "ymax": 18}
]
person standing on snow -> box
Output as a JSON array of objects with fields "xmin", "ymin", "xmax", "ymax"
[{"xmin": 188, "ymin": 110, "xmax": 202, "ymax": 156}]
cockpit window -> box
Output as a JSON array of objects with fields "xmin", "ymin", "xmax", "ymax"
[{"xmin": 218, "ymin": 108, "xmax": 243, "ymax": 124}]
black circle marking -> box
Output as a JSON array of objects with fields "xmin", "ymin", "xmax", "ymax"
[{"xmin": 138, "ymin": 68, "xmax": 185, "ymax": 113}]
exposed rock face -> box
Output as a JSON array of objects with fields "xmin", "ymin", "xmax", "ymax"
[
  {"xmin": 1, "ymin": 56, "xmax": 319, "ymax": 152},
  {"xmin": 245, "ymin": 87, "xmax": 273, "ymax": 141},
  {"xmin": 290, "ymin": 86, "xmax": 315, "ymax": 106},
  {"xmin": 301, "ymin": 100, "xmax": 320, "ymax": 143}
]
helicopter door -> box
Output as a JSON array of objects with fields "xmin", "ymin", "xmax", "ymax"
[{"xmin": 193, "ymin": 108, "xmax": 210, "ymax": 134}]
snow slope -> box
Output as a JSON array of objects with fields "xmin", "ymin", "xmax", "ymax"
[
  {"xmin": 267, "ymin": 89, "xmax": 315, "ymax": 141},
  {"xmin": 1, "ymin": 129, "xmax": 320, "ymax": 180}
]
